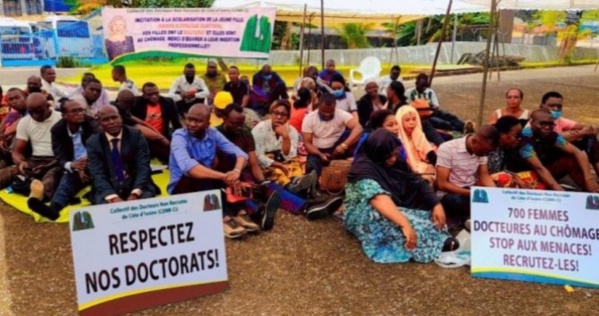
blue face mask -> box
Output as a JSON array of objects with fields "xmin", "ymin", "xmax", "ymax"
[
  {"xmin": 262, "ymin": 74, "xmax": 272, "ymax": 81},
  {"xmin": 550, "ymin": 110, "xmax": 562, "ymax": 120},
  {"xmin": 332, "ymin": 89, "xmax": 345, "ymax": 98}
]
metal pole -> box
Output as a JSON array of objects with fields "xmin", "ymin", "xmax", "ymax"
[
  {"xmin": 477, "ymin": 0, "xmax": 497, "ymax": 127},
  {"xmin": 450, "ymin": 13, "xmax": 458, "ymax": 64},
  {"xmin": 307, "ymin": 15, "xmax": 314, "ymax": 66},
  {"xmin": 320, "ymin": 0, "xmax": 325, "ymax": 70},
  {"xmin": 299, "ymin": 4, "xmax": 307, "ymax": 76},
  {"xmin": 429, "ymin": 0, "xmax": 453, "ymax": 86}
]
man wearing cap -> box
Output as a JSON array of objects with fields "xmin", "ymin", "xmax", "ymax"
[{"xmin": 212, "ymin": 91, "xmax": 261, "ymax": 129}]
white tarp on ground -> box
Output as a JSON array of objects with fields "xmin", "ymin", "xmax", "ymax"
[
  {"xmin": 460, "ymin": 0, "xmax": 599, "ymax": 10},
  {"xmin": 212, "ymin": 0, "xmax": 488, "ymax": 26}
]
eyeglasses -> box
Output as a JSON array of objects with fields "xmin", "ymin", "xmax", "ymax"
[{"xmin": 272, "ymin": 110, "xmax": 289, "ymax": 117}]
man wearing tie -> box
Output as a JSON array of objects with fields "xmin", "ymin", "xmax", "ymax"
[{"xmin": 86, "ymin": 106, "xmax": 157, "ymax": 204}]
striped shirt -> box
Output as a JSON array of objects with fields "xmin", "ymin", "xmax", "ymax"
[{"xmin": 436, "ymin": 135, "xmax": 487, "ymax": 191}]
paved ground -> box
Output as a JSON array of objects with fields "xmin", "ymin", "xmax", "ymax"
[{"xmin": 0, "ymin": 65, "xmax": 598, "ymax": 315}]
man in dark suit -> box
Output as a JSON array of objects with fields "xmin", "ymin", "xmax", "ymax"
[
  {"xmin": 87, "ymin": 106, "xmax": 157, "ymax": 204},
  {"xmin": 28, "ymin": 100, "xmax": 101, "ymax": 220},
  {"xmin": 132, "ymin": 82, "xmax": 182, "ymax": 140}
]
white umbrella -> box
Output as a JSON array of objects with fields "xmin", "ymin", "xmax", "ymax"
[{"xmin": 460, "ymin": 0, "xmax": 599, "ymax": 10}]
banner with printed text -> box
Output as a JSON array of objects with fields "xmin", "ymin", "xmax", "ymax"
[
  {"xmin": 102, "ymin": 7, "xmax": 276, "ymax": 61},
  {"xmin": 70, "ymin": 191, "xmax": 228, "ymax": 316},
  {"xmin": 471, "ymin": 187, "xmax": 599, "ymax": 288}
]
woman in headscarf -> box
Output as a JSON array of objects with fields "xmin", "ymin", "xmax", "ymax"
[
  {"xmin": 345, "ymin": 129, "xmax": 452, "ymax": 263},
  {"xmin": 396, "ymin": 105, "xmax": 437, "ymax": 183}
]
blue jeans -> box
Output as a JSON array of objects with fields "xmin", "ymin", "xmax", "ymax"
[{"xmin": 51, "ymin": 171, "xmax": 88, "ymax": 212}]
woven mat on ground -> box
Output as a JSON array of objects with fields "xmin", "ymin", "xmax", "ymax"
[{"xmin": 0, "ymin": 169, "xmax": 171, "ymax": 223}]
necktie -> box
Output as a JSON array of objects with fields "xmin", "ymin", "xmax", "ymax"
[{"xmin": 110, "ymin": 138, "xmax": 125, "ymax": 182}]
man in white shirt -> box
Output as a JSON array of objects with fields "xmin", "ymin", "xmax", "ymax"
[
  {"xmin": 112, "ymin": 65, "xmax": 139, "ymax": 95},
  {"xmin": 168, "ymin": 63, "xmax": 210, "ymax": 115},
  {"xmin": 12, "ymin": 93, "xmax": 63, "ymax": 201},
  {"xmin": 68, "ymin": 73, "xmax": 110, "ymax": 109},
  {"xmin": 302, "ymin": 94, "xmax": 363, "ymax": 176},
  {"xmin": 40, "ymin": 65, "xmax": 69, "ymax": 101},
  {"xmin": 70, "ymin": 78, "xmax": 105, "ymax": 117},
  {"xmin": 378, "ymin": 65, "xmax": 403, "ymax": 94}
]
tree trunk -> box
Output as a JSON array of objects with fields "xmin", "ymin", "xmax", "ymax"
[
  {"xmin": 280, "ymin": 21, "xmax": 294, "ymax": 50},
  {"xmin": 559, "ymin": 24, "xmax": 579, "ymax": 63}
]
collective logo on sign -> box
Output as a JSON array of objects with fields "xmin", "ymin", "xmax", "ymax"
[
  {"xmin": 585, "ymin": 195, "xmax": 599, "ymax": 210},
  {"xmin": 472, "ymin": 189, "xmax": 489, "ymax": 203},
  {"xmin": 72, "ymin": 211, "xmax": 95, "ymax": 231}
]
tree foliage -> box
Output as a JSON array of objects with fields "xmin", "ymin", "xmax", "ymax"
[
  {"xmin": 385, "ymin": 13, "xmax": 490, "ymax": 46},
  {"xmin": 333, "ymin": 23, "xmax": 373, "ymax": 49}
]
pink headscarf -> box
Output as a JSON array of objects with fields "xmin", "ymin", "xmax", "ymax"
[{"xmin": 395, "ymin": 105, "xmax": 433, "ymax": 174}]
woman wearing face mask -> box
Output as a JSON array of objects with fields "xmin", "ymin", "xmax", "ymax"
[
  {"xmin": 488, "ymin": 88, "xmax": 529, "ymax": 125},
  {"xmin": 345, "ymin": 129, "xmax": 455, "ymax": 263},
  {"xmin": 357, "ymin": 80, "xmax": 387, "ymax": 129},
  {"xmin": 396, "ymin": 106, "xmax": 437, "ymax": 183},
  {"xmin": 330, "ymin": 77, "xmax": 358, "ymax": 122}
]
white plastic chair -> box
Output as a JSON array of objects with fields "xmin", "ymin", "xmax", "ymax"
[{"xmin": 349, "ymin": 56, "xmax": 382, "ymax": 87}]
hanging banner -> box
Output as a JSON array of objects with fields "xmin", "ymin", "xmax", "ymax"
[
  {"xmin": 70, "ymin": 191, "xmax": 228, "ymax": 316},
  {"xmin": 471, "ymin": 187, "xmax": 599, "ymax": 288},
  {"xmin": 102, "ymin": 7, "xmax": 276, "ymax": 61}
]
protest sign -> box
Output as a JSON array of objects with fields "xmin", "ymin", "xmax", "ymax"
[
  {"xmin": 102, "ymin": 7, "xmax": 276, "ymax": 60},
  {"xmin": 471, "ymin": 187, "xmax": 599, "ymax": 288},
  {"xmin": 70, "ymin": 191, "xmax": 228, "ymax": 316}
]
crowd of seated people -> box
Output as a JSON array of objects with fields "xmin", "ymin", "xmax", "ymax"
[{"xmin": 1, "ymin": 62, "xmax": 598, "ymax": 262}]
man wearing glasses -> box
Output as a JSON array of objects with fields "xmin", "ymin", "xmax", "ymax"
[
  {"xmin": 516, "ymin": 109, "xmax": 599, "ymax": 192},
  {"xmin": 28, "ymin": 100, "xmax": 101, "ymax": 220}
]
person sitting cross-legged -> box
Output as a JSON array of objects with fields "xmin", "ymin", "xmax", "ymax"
[
  {"xmin": 435, "ymin": 126, "xmax": 498, "ymax": 228},
  {"xmin": 345, "ymin": 129, "xmax": 454, "ymax": 263},
  {"xmin": 0, "ymin": 88, "xmax": 27, "ymax": 189},
  {"xmin": 86, "ymin": 106, "xmax": 158, "ymax": 204},
  {"xmin": 28, "ymin": 100, "xmax": 101, "ymax": 220},
  {"xmin": 405, "ymin": 73, "xmax": 466, "ymax": 133},
  {"xmin": 168, "ymin": 63, "xmax": 210, "ymax": 115},
  {"xmin": 302, "ymin": 94, "xmax": 363, "ymax": 177},
  {"xmin": 70, "ymin": 78, "xmax": 105, "ymax": 117},
  {"xmin": 540, "ymin": 91, "xmax": 599, "ymax": 176},
  {"xmin": 12, "ymin": 93, "xmax": 63, "ymax": 202},
  {"xmin": 69, "ymin": 72, "xmax": 110, "ymax": 109},
  {"xmin": 250, "ymin": 101, "xmax": 343, "ymax": 219},
  {"xmin": 509, "ymin": 109, "xmax": 599, "ymax": 193},
  {"xmin": 133, "ymin": 82, "xmax": 182, "ymax": 140},
  {"xmin": 115, "ymin": 90, "xmax": 171, "ymax": 163},
  {"xmin": 169, "ymin": 104, "xmax": 265, "ymax": 239}
]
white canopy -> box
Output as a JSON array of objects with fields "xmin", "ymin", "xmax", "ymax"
[
  {"xmin": 459, "ymin": 0, "xmax": 599, "ymax": 10},
  {"xmin": 211, "ymin": 0, "xmax": 488, "ymax": 27}
]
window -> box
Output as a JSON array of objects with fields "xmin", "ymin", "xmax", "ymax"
[
  {"xmin": 57, "ymin": 21, "xmax": 90, "ymax": 38},
  {"xmin": 2, "ymin": 0, "xmax": 23, "ymax": 17},
  {"xmin": 25, "ymin": 0, "xmax": 42, "ymax": 15}
]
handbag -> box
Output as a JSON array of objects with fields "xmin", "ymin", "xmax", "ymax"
[{"xmin": 320, "ymin": 159, "xmax": 352, "ymax": 195}]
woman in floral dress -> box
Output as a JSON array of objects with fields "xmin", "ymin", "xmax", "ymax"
[{"xmin": 344, "ymin": 129, "xmax": 451, "ymax": 263}]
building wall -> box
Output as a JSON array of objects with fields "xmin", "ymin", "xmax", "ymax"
[{"xmin": 219, "ymin": 42, "xmax": 599, "ymax": 66}]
